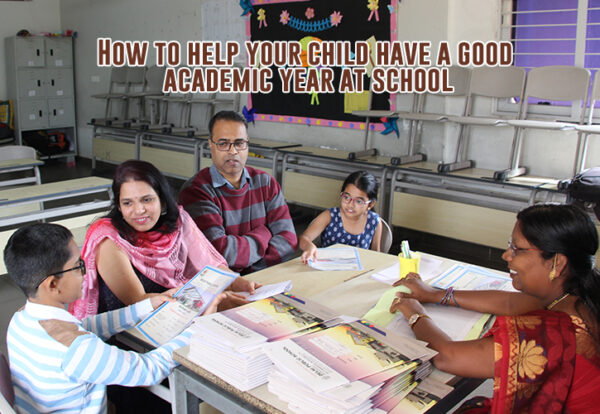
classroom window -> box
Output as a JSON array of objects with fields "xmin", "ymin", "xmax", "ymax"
[{"xmin": 499, "ymin": 0, "xmax": 600, "ymax": 117}]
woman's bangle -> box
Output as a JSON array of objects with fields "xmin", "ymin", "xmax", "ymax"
[{"xmin": 438, "ymin": 287, "xmax": 460, "ymax": 308}]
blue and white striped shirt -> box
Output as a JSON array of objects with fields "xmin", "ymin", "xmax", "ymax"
[{"xmin": 6, "ymin": 300, "xmax": 191, "ymax": 414}]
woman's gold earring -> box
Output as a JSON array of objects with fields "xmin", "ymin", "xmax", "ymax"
[{"xmin": 549, "ymin": 255, "xmax": 558, "ymax": 280}]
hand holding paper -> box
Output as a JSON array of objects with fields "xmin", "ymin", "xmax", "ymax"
[{"xmin": 238, "ymin": 280, "xmax": 293, "ymax": 301}]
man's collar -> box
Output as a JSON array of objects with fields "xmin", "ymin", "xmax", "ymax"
[
  {"xmin": 209, "ymin": 165, "xmax": 250, "ymax": 189},
  {"xmin": 25, "ymin": 301, "xmax": 80, "ymax": 323}
]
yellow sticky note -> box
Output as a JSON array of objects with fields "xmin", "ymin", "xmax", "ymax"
[{"xmin": 344, "ymin": 91, "xmax": 370, "ymax": 113}]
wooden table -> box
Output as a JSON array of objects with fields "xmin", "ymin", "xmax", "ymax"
[{"xmin": 171, "ymin": 248, "xmax": 485, "ymax": 414}]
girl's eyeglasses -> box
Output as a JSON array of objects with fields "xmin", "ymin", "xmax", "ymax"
[{"xmin": 340, "ymin": 192, "xmax": 371, "ymax": 206}]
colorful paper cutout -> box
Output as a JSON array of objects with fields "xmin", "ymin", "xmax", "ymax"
[
  {"xmin": 367, "ymin": 0, "xmax": 379, "ymax": 22},
  {"xmin": 305, "ymin": 7, "xmax": 314, "ymax": 19},
  {"xmin": 330, "ymin": 11, "xmax": 343, "ymax": 26},
  {"xmin": 240, "ymin": 0, "xmax": 255, "ymax": 16},
  {"xmin": 243, "ymin": 106, "xmax": 257, "ymax": 125},
  {"xmin": 380, "ymin": 117, "xmax": 399, "ymax": 138},
  {"xmin": 257, "ymin": 8, "xmax": 268, "ymax": 28}
]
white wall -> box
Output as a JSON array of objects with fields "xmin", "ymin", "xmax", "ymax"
[
  {"xmin": 53, "ymin": 0, "xmax": 598, "ymax": 177},
  {"xmin": 0, "ymin": 0, "xmax": 61, "ymax": 98}
]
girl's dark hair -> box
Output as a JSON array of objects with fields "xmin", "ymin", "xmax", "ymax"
[
  {"xmin": 106, "ymin": 160, "xmax": 179, "ymax": 244},
  {"xmin": 341, "ymin": 170, "xmax": 379, "ymax": 202},
  {"xmin": 517, "ymin": 203, "xmax": 600, "ymax": 339}
]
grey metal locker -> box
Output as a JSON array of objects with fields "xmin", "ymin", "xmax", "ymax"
[
  {"xmin": 5, "ymin": 36, "xmax": 78, "ymax": 157},
  {"xmin": 48, "ymin": 98, "xmax": 75, "ymax": 127}
]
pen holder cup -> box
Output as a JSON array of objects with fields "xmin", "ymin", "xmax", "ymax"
[{"xmin": 398, "ymin": 252, "xmax": 420, "ymax": 279}]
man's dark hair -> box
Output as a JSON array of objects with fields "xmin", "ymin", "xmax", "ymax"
[
  {"xmin": 208, "ymin": 110, "xmax": 248, "ymax": 138},
  {"xmin": 4, "ymin": 223, "xmax": 73, "ymax": 297}
]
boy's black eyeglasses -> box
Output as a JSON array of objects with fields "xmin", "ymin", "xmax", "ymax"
[
  {"xmin": 35, "ymin": 259, "xmax": 86, "ymax": 289},
  {"xmin": 210, "ymin": 138, "xmax": 249, "ymax": 152}
]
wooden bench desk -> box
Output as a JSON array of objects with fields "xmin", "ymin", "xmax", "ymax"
[{"xmin": 0, "ymin": 176, "xmax": 112, "ymax": 228}]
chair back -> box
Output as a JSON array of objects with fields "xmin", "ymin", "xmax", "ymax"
[
  {"xmin": 380, "ymin": 218, "xmax": 393, "ymax": 253},
  {"xmin": 0, "ymin": 351, "xmax": 14, "ymax": 408},
  {"xmin": 522, "ymin": 65, "xmax": 590, "ymax": 122},
  {"xmin": 0, "ymin": 145, "xmax": 37, "ymax": 162},
  {"xmin": 145, "ymin": 65, "xmax": 166, "ymax": 95},
  {"xmin": 107, "ymin": 66, "xmax": 129, "ymax": 93},
  {"xmin": 469, "ymin": 66, "xmax": 526, "ymax": 99}
]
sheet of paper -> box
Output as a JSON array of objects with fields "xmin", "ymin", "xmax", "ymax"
[
  {"xmin": 136, "ymin": 266, "xmax": 237, "ymax": 346},
  {"xmin": 344, "ymin": 91, "xmax": 370, "ymax": 113},
  {"xmin": 363, "ymin": 286, "xmax": 411, "ymax": 327},
  {"xmin": 308, "ymin": 247, "xmax": 363, "ymax": 271},
  {"xmin": 239, "ymin": 280, "xmax": 293, "ymax": 301},
  {"xmin": 369, "ymin": 254, "xmax": 443, "ymax": 285},
  {"xmin": 385, "ymin": 304, "xmax": 491, "ymax": 341},
  {"xmin": 428, "ymin": 264, "xmax": 513, "ymax": 291}
]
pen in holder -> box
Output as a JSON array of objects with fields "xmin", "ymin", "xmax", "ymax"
[
  {"xmin": 398, "ymin": 252, "xmax": 420, "ymax": 279},
  {"xmin": 398, "ymin": 240, "xmax": 420, "ymax": 279}
]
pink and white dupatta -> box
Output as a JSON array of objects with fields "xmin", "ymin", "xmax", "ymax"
[{"xmin": 69, "ymin": 206, "xmax": 227, "ymax": 319}]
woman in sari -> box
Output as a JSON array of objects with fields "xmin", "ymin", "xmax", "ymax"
[
  {"xmin": 70, "ymin": 160, "xmax": 257, "ymax": 319},
  {"xmin": 390, "ymin": 204, "xmax": 600, "ymax": 413}
]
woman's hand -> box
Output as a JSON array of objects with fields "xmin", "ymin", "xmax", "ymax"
[
  {"xmin": 393, "ymin": 273, "xmax": 442, "ymax": 303},
  {"xmin": 389, "ymin": 296, "xmax": 426, "ymax": 318},
  {"xmin": 301, "ymin": 243, "xmax": 318, "ymax": 264},
  {"xmin": 230, "ymin": 276, "xmax": 261, "ymax": 293}
]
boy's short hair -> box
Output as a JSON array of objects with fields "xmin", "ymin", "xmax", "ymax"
[{"xmin": 4, "ymin": 223, "xmax": 73, "ymax": 297}]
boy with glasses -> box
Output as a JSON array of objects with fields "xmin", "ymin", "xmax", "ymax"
[
  {"xmin": 3, "ymin": 223, "xmax": 223, "ymax": 413},
  {"xmin": 179, "ymin": 110, "xmax": 297, "ymax": 274}
]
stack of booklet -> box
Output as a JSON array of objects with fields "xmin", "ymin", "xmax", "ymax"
[
  {"xmin": 263, "ymin": 320, "xmax": 438, "ymax": 413},
  {"xmin": 187, "ymin": 293, "xmax": 337, "ymax": 391}
]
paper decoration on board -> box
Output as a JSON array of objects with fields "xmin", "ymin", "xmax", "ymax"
[
  {"xmin": 344, "ymin": 91, "xmax": 370, "ymax": 113},
  {"xmin": 240, "ymin": 0, "xmax": 255, "ymax": 16},
  {"xmin": 257, "ymin": 9, "xmax": 267, "ymax": 28},
  {"xmin": 280, "ymin": 10, "xmax": 343, "ymax": 32},
  {"xmin": 387, "ymin": 4, "xmax": 395, "ymax": 13},
  {"xmin": 367, "ymin": 0, "xmax": 379, "ymax": 22},
  {"xmin": 243, "ymin": 105, "xmax": 257, "ymax": 125},
  {"xmin": 247, "ymin": 0, "xmax": 395, "ymax": 130},
  {"xmin": 365, "ymin": 35, "xmax": 377, "ymax": 76},
  {"xmin": 380, "ymin": 117, "xmax": 399, "ymax": 137}
]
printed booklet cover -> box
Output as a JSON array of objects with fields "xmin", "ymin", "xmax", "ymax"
[{"xmin": 137, "ymin": 265, "xmax": 238, "ymax": 346}]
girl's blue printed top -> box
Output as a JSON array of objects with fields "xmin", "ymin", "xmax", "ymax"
[{"xmin": 321, "ymin": 207, "xmax": 380, "ymax": 249}]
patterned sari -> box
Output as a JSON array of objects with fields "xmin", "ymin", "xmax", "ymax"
[{"xmin": 462, "ymin": 310, "xmax": 600, "ymax": 413}]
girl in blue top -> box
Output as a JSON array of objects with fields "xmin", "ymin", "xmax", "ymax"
[{"xmin": 300, "ymin": 170, "xmax": 382, "ymax": 263}]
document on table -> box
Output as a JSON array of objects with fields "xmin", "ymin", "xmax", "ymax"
[
  {"xmin": 239, "ymin": 280, "xmax": 293, "ymax": 301},
  {"xmin": 136, "ymin": 266, "xmax": 238, "ymax": 346},
  {"xmin": 428, "ymin": 263, "xmax": 513, "ymax": 291},
  {"xmin": 308, "ymin": 247, "xmax": 363, "ymax": 271},
  {"xmin": 364, "ymin": 261, "xmax": 513, "ymax": 341},
  {"xmin": 370, "ymin": 254, "xmax": 443, "ymax": 285}
]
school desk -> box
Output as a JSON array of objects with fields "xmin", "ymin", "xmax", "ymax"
[{"xmin": 0, "ymin": 176, "xmax": 112, "ymax": 228}]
